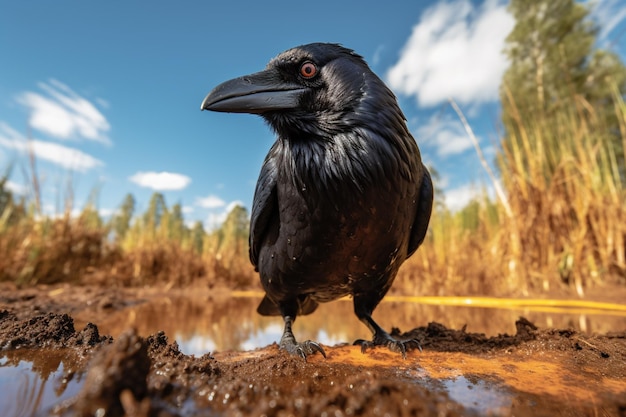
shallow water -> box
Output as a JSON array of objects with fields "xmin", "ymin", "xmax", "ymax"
[
  {"xmin": 2, "ymin": 294, "xmax": 625, "ymax": 416},
  {"xmin": 0, "ymin": 350, "xmax": 84, "ymax": 417},
  {"xmin": 73, "ymin": 293, "xmax": 626, "ymax": 356},
  {"xmin": 442, "ymin": 376, "xmax": 512, "ymax": 414}
]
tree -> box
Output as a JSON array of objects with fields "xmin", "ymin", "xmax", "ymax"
[
  {"xmin": 500, "ymin": 0, "xmax": 626, "ymax": 174},
  {"xmin": 190, "ymin": 220, "xmax": 205, "ymax": 254},
  {"xmin": 111, "ymin": 193, "xmax": 135, "ymax": 240},
  {"xmin": 497, "ymin": 0, "xmax": 626, "ymax": 293},
  {"xmin": 80, "ymin": 203, "xmax": 102, "ymax": 230},
  {"xmin": 143, "ymin": 192, "xmax": 167, "ymax": 233},
  {"xmin": 219, "ymin": 205, "xmax": 249, "ymax": 255},
  {"xmin": 167, "ymin": 203, "xmax": 185, "ymax": 242}
]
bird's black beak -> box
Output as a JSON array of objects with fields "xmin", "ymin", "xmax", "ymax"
[{"xmin": 201, "ymin": 68, "xmax": 306, "ymax": 114}]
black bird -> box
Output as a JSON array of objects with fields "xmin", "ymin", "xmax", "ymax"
[{"xmin": 201, "ymin": 43, "xmax": 433, "ymax": 359}]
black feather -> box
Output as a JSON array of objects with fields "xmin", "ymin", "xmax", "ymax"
[{"xmin": 202, "ymin": 43, "xmax": 434, "ymax": 358}]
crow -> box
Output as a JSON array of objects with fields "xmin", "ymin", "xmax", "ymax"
[{"xmin": 201, "ymin": 43, "xmax": 433, "ymax": 359}]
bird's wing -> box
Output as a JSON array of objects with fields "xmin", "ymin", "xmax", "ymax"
[
  {"xmin": 407, "ymin": 167, "xmax": 434, "ymax": 257},
  {"xmin": 249, "ymin": 156, "xmax": 278, "ymax": 269}
]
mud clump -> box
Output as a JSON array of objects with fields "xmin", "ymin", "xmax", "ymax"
[
  {"xmin": 53, "ymin": 329, "xmax": 221, "ymax": 417},
  {"xmin": 68, "ymin": 329, "xmax": 150, "ymax": 416},
  {"xmin": 0, "ymin": 310, "xmax": 111, "ymax": 350},
  {"xmin": 202, "ymin": 349, "xmax": 466, "ymax": 417},
  {"xmin": 392, "ymin": 316, "xmax": 539, "ymax": 354}
]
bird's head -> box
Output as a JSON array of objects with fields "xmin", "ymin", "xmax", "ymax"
[{"xmin": 201, "ymin": 43, "xmax": 402, "ymax": 139}]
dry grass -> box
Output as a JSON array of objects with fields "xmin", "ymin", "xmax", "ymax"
[
  {"xmin": 0, "ymin": 190, "xmax": 257, "ymax": 289},
  {"xmin": 496, "ymin": 88, "xmax": 626, "ymax": 295},
  {"xmin": 0, "ymin": 89, "xmax": 624, "ymax": 297},
  {"xmin": 396, "ymin": 88, "xmax": 626, "ymax": 297}
]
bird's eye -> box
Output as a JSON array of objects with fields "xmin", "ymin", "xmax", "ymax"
[{"xmin": 299, "ymin": 62, "xmax": 318, "ymax": 79}]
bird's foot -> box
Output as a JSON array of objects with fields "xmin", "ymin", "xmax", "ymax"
[
  {"xmin": 280, "ymin": 334, "xmax": 326, "ymax": 360},
  {"xmin": 354, "ymin": 332, "xmax": 421, "ymax": 359}
]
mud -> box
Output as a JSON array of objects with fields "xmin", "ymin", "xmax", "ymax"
[{"xmin": 1, "ymin": 283, "xmax": 626, "ymax": 416}]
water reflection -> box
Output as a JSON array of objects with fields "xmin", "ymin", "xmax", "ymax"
[
  {"xmin": 73, "ymin": 294, "xmax": 626, "ymax": 356},
  {"xmin": 0, "ymin": 350, "xmax": 83, "ymax": 417},
  {"xmin": 442, "ymin": 376, "xmax": 512, "ymax": 415},
  {"xmin": 2, "ymin": 295, "xmax": 625, "ymax": 416}
]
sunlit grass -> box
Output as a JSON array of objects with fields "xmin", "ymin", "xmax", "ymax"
[
  {"xmin": 0, "ymin": 87, "xmax": 624, "ymax": 297},
  {"xmin": 399, "ymin": 85, "xmax": 626, "ymax": 297}
]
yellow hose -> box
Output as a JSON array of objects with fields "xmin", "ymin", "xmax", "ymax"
[
  {"xmin": 231, "ymin": 291, "xmax": 626, "ymax": 315},
  {"xmin": 383, "ymin": 295, "xmax": 626, "ymax": 312}
]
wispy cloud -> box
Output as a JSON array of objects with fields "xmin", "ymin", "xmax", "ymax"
[
  {"xmin": 372, "ymin": 44, "xmax": 385, "ymax": 67},
  {"xmin": 387, "ymin": 0, "xmax": 513, "ymax": 107},
  {"xmin": 591, "ymin": 0, "xmax": 626, "ymax": 44},
  {"xmin": 17, "ymin": 79, "xmax": 111, "ymax": 145},
  {"xmin": 5, "ymin": 180, "xmax": 28, "ymax": 196},
  {"xmin": 129, "ymin": 171, "xmax": 191, "ymax": 191},
  {"xmin": 195, "ymin": 194, "xmax": 226, "ymax": 209},
  {"xmin": 415, "ymin": 114, "xmax": 474, "ymax": 157},
  {"xmin": 98, "ymin": 207, "xmax": 116, "ymax": 218},
  {"xmin": 0, "ymin": 122, "xmax": 104, "ymax": 172}
]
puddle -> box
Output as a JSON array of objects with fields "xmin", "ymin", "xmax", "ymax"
[
  {"xmin": 399, "ymin": 363, "xmax": 514, "ymax": 415},
  {"xmin": 2, "ymin": 294, "xmax": 625, "ymax": 416},
  {"xmin": 441, "ymin": 376, "xmax": 512, "ymax": 415},
  {"xmin": 72, "ymin": 293, "xmax": 626, "ymax": 356},
  {"xmin": 0, "ymin": 350, "xmax": 84, "ymax": 417},
  {"xmin": 4, "ymin": 346, "xmax": 624, "ymax": 416},
  {"xmin": 392, "ymin": 350, "xmax": 626, "ymax": 416}
]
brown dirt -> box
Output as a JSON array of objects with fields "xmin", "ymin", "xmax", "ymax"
[{"xmin": 1, "ymin": 282, "xmax": 626, "ymax": 417}]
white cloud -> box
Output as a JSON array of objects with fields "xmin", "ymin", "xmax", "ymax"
[
  {"xmin": 443, "ymin": 183, "xmax": 491, "ymax": 211},
  {"xmin": 16, "ymin": 79, "xmax": 111, "ymax": 145},
  {"xmin": 225, "ymin": 200, "xmax": 245, "ymax": 213},
  {"xmin": 428, "ymin": 128, "xmax": 472, "ymax": 157},
  {"xmin": 591, "ymin": 0, "xmax": 626, "ymax": 43},
  {"xmin": 129, "ymin": 171, "xmax": 191, "ymax": 191},
  {"xmin": 416, "ymin": 114, "xmax": 473, "ymax": 157},
  {"xmin": 195, "ymin": 194, "xmax": 226, "ymax": 209},
  {"xmin": 204, "ymin": 200, "xmax": 245, "ymax": 230},
  {"xmin": 372, "ymin": 44, "xmax": 385, "ymax": 67},
  {"xmin": 4, "ymin": 180, "xmax": 28, "ymax": 196},
  {"xmin": 98, "ymin": 208, "xmax": 116, "ymax": 218},
  {"xmin": 387, "ymin": 0, "xmax": 514, "ymax": 107},
  {"xmin": 206, "ymin": 211, "xmax": 228, "ymax": 230},
  {"xmin": 95, "ymin": 97, "xmax": 110, "ymax": 109},
  {"xmin": 0, "ymin": 122, "xmax": 104, "ymax": 172}
]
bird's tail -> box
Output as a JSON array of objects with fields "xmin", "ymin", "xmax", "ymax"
[{"xmin": 257, "ymin": 295, "xmax": 319, "ymax": 316}]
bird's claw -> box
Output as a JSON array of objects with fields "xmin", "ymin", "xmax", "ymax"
[
  {"xmin": 353, "ymin": 336, "xmax": 422, "ymax": 359},
  {"xmin": 281, "ymin": 339, "xmax": 327, "ymax": 360}
]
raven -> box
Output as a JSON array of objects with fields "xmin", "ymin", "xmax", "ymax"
[{"xmin": 201, "ymin": 43, "xmax": 433, "ymax": 359}]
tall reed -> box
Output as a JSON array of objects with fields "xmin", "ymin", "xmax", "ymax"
[
  {"xmin": 1, "ymin": 90, "xmax": 624, "ymax": 296},
  {"xmin": 397, "ymin": 88, "xmax": 625, "ymax": 297}
]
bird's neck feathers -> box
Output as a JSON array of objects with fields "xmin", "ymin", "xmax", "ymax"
[
  {"xmin": 270, "ymin": 87, "xmax": 418, "ymax": 198},
  {"xmin": 263, "ymin": 66, "xmax": 419, "ymax": 197}
]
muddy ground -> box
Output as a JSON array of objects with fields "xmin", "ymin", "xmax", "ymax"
[{"xmin": 1, "ymin": 283, "xmax": 625, "ymax": 417}]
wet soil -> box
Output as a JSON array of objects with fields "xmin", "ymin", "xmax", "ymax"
[{"xmin": 1, "ymin": 283, "xmax": 626, "ymax": 416}]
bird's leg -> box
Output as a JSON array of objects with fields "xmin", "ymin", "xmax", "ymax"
[
  {"xmin": 279, "ymin": 315, "xmax": 326, "ymax": 360},
  {"xmin": 352, "ymin": 296, "xmax": 421, "ymax": 359}
]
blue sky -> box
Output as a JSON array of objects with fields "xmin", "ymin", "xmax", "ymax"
[{"xmin": 1, "ymin": 1, "xmax": 625, "ymax": 229}]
